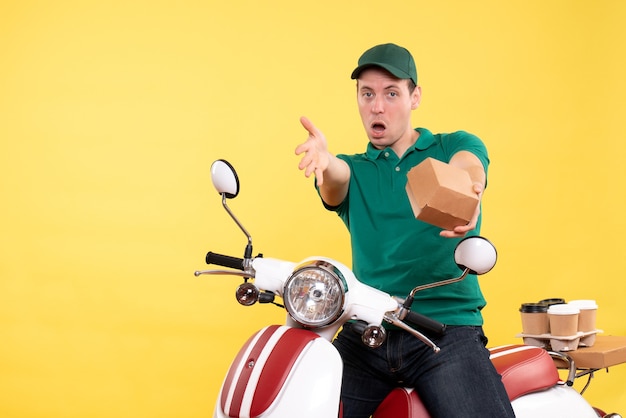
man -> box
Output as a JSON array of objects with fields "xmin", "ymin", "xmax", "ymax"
[{"xmin": 295, "ymin": 43, "xmax": 515, "ymax": 417}]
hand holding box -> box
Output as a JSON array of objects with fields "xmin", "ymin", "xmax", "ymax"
[{"xmin": 405, "ymin": 158, "xmax": 479, "ymax": 230}]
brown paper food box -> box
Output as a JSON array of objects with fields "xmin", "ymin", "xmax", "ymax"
[
  {"xmin": 556, "ymin": 336, "xmax": 626, "ymax": 370},
  {"xmin": 405, "ymin": 158, "xmax": 479, "ymax": 230}
]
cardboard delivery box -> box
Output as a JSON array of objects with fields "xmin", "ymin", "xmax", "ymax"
[
  {"xmin": 406, "ymin": 158, "xmax": 479, "ymax": 230},
  {"xmin": 565, "ymin": 335, "xmax": 626, "ymax": 370}
]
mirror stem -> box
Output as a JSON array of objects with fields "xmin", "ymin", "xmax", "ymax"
[
  {"xmin": 222, "ymin": 194, "xmax": 252, "ymax": 247},
  {"xmin": 408, "ymin": 268, "xmax": 470, "ymax": 300}
]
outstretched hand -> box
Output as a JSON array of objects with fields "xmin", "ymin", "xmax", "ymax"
[
  {"xmin": 295, "ymin": 116, "xmax": 330, "ymax": 186},
  {"xmin": 439, "ymin": 182, "xmax": 484, "ymax": 238}
]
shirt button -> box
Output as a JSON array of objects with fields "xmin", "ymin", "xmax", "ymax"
[
  {"xmin": 395, "ymin": 166, "xmax": 401, "ymax": 172},
  {"xmin": 384, "ymin": 152, "xmax": 390, "ymax": 158}
]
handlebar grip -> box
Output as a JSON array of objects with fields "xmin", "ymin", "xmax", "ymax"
[
  {"xmin": 205, "ymin": 251, "xmax": 245, "ymax": 271},
  {"xmin": 404, "ymin": 311, "xmax": 447, "ymax": 335}
]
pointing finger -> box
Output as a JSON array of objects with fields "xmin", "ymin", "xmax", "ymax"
[{"xmin": 300, "ymin": 116, "xmax": 320, "ymax": 137}]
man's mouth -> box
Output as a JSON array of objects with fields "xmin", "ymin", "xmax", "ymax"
[{"xmin": 371, "ymin": 122, "xmax": 386, "ymax": 136}]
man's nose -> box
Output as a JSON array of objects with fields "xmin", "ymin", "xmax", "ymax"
[{"xmin": 372, "ymin": 96, "xmax": 385, "ymax": 113}]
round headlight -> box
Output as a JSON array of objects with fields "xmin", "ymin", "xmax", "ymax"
[{"xmin": 283, "ymin": 260, "xmax": 347, "ymax": 328}]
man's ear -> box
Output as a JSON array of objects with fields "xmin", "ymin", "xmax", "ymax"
[{"xmin": 411, "ymin": 86, "xmax": 422, "ymax": 110}]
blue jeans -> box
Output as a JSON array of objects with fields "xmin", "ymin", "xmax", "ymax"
[{"xmin": 333, "ymin": 323, "xmax": 516, "ymax": 418}]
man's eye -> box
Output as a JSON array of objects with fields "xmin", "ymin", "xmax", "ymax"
[
  {"xmin": 389, "ymin": 92, "xmax": 397, "ymax": 97},
  {"xmin": 364, "ymin": 92, "xmax": 373, "ymax": 97}
]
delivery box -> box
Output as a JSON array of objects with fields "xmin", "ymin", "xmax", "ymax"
[{"xmin": 405, "ymin": 158, "xmax": 479, "ymax": 230}]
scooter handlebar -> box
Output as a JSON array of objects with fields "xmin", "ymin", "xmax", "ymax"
[
  {"xmin": 403, "ymin": 310, "xmax": 447, "ymax": 335},
  {"xmin": 205, "ymin": 251, "xmax": 245, "ymax": 271}
]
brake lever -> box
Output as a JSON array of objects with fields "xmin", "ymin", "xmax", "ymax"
[
  {"xmin": 384, "ymin": 313, "xmax": 441, "ymax": 353},
  {"xmin": 194, "ymin": 269, "xmax": 255, "ymax": 278}
]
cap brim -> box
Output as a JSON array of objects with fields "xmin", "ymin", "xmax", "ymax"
[{"xmin": 351, "ymin": 63, "xmax": 414, "ymax": 84}]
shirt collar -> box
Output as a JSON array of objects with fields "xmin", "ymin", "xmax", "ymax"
[
  {"xmin": 365, "ymin": 128, "xmax": 435, "ymax": 159},
  {"xmin": 414, "ymin": 128, "xmax": 434, "ymax": 150}
]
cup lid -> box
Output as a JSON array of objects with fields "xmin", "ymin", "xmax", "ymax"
[
  {"xmin": 547, "ymin": 303, "xmax": 580, "ymax": 315},
  {"xmin": 538, "ymin": 298, "xmax": 566, "ymax": 306},
  {"xmin": 568, "ymin": 299, "xmax": 598, "ymax": 309},
  {"xmin": 519, "ymin": 303, "xmax": 548, "ymax": 313}
]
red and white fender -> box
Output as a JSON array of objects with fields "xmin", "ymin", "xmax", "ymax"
[{"xmin": 214, "ymin": 325, "xmax": 342, "ymax": 418}]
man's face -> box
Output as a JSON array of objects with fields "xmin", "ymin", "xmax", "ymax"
[{"xmin": 356, "ymin": 68, "xmax": 421, "ymax": 152}]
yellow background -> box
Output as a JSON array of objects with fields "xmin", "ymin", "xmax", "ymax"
[{"xmin": 1, "ymin": 1, "xmax": 625, "ymax": 416}]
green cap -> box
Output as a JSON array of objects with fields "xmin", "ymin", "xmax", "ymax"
[{"xmin": 351, "ymin": 43, "xmax": 417, "ymax": 85}]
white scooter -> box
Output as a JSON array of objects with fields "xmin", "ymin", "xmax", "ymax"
[{"xmin": 195, "ymin": 159, "xmax": 621, "ymax": 418}]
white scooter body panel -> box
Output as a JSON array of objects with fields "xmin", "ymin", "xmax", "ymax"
[
  {"xmin": 214, "ymin": 325, "xmax": 342, "ymax": 418},
  {"xmin": 511, "ymin": 384, "xmax": 599, "ymax": 418}
]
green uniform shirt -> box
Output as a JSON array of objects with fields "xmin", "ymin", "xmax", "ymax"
[{"xmin": 323, "ymin": 128, "xmax": 489, "ymax": 326}]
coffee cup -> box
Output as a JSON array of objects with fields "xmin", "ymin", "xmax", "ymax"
[
  {"xmin": 547, "ymin": 304, "xmax": 580, "ymax": 337},
  {"xmin": 568, "ymin": 300, "xmax": 598, "ymax": 332},
  {"xmin": 519, "ymin": 303, "xmax": 549, "ymax": 335}
]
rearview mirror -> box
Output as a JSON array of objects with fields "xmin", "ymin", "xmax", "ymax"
[
  {"xmin": 454, "ymin": 236, "xmax": 497, "ymax": 275},
  {"xmin": 210, "ymin": 159, "xmax": 239, "ymax": 198}
]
